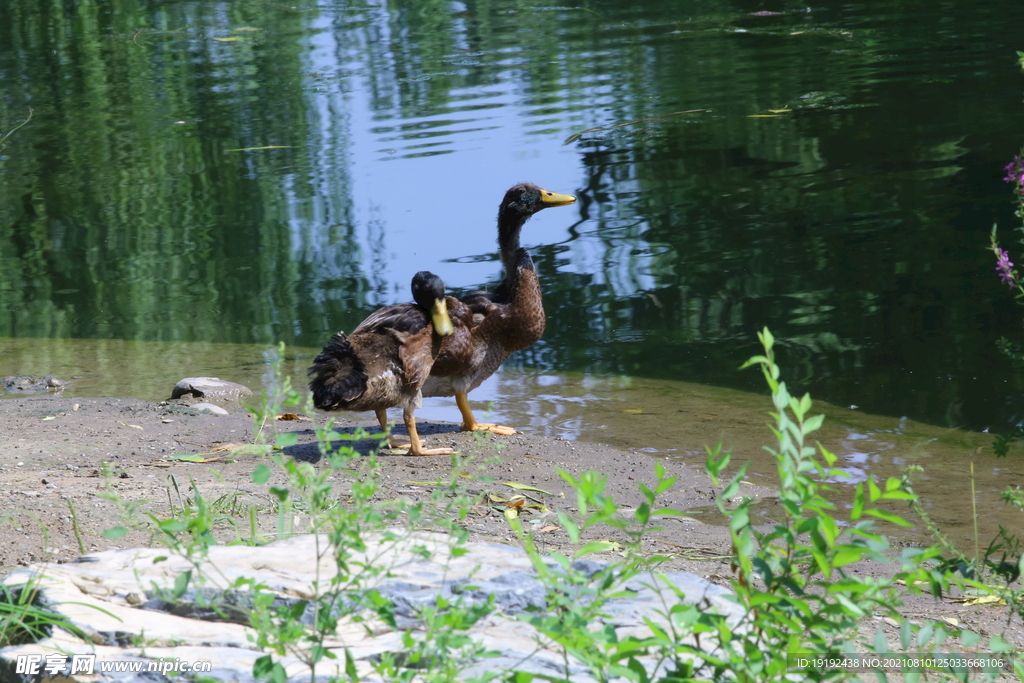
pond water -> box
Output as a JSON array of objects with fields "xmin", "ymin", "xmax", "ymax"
[{"xmin": 4, "ymin": 0, "xmax": 1024, "ymax": 543}]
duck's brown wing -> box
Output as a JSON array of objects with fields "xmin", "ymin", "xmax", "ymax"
[
  {"xmin": 426, "ymin": 296, "xmax": 475, "ymax": 377},
  {"xmin": 396, "ymin": 326, "xmax": 436, "ymax": 390},
  {"xmin": 468, "ymin": 259, "xmax": 544, "ymax": 354},
  {"xmin": 354, "ymin": 302, "xmax": 430, "ymax": 336},
  {"xmin": 459, "ymin": 281, "xmax": 512, "ymax": 325}
]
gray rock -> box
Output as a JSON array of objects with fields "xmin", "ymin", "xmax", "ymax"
[
  {"xmin": 191, "ymin": 402, "xmax": 229, "ymax": 416},
  {"xmin": 0, "ymin": 532, "xmax": 739, "ymax": 682},
  {"xmin": 170, "ymin": 377, "xmax": 252, "ymax": 402},
  {"xmin": 2, "ymin": 374, "xmax": 66, "ymax": 394}
]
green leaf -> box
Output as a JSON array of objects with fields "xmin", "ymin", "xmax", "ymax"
[
  {"xmin": 797, "ymin": 393, "xmax": 812, "ymax": 417},
  {"xmin": 877, "ymin": 490, "xmax": 915, "ymax": 501},
  {"xmin": 810, "ymin": 548, "xmax": 831, "ymax": 578},
  {"xmin": 656, "ymin": 473, "xmax": 677, "ymax": 496},
  {"xmin": 167, "ymin": 452, "xmax": 206, "ymax": 462},
  {"xmin": 503, "ymin": 481, "xmax": 555, "ymax": 495},
  {"xmin": 739, "ymin": 355, "xmax": 770, "ymax": 370},
  {"xmin": 832, "ymin": 546, "xmax": 865, "ymax": 567},
  {"xmin": 988, "ymin": 632, "xmax": 1012, "ymax": 653},
  {"xmin": 575, "ymin": 540, "xmax": 617, "ymax": 557},
  {"xmin": 917, "ymin": 622, "xmax": 934, "ymax": 648},
  {"xmin": 900, "ymin": 619, "xmax": 912, "ymax": 650},
  {"xmin": 729, "ymin": 505, "xmax": 750, "ymax": 532},
  {"xmin": 344, "ymin": 649, "xmax": 357, "ymax": 678},
  {"xmin": 557, "ymin": 512, "xmax": 580, "ymax": 543},
  {"xmin": 252, "ymin": 464, "xmax": 272, "ymax": 484},
  {"xmin": 103, "ymin": 525, "xmax": 129, "ymax": 539},
  {"xmin": 818, "ymin": 513, "xmax": 839, "ymax": 546},
  {"xmin": 851, "ymin": 482, "xmax": 865, "ymax": 520},
  {"xmin": 635, "ymin": 502, "xmax": 651, "ymax": 525},
  {"xmin": 253, "ymin": 655, "xmax": 287, "ymax": 683},
  {"xmin": 804, "ymin": 413, "xmax": 824, "ymax": 434},
  {"xmin": 172, "ymin": 569, "xmax": 192, "ymax": 598},
  {"xmin": 818, "ymin": 442, "xmax": 837, "ymax": 466},
  {"xmin": 865, "ymin": 509, "xmax": 913, "ymax": 527},
  {"xmin": 873, "ymin": 626, "xmax": 890, "ymax": 654},
  {"xmin": 275, "ymin": 431, "xmax": 298, "ymax": 448}
]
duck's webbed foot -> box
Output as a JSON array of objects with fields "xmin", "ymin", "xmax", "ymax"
[
  {"xmin": 455, "ymin": 392, "xmax": 516, "ymax": 435},
  {"xmin": 404, "ymin": 412, "xmax": 455, "ymax": 457},
  {"xmin": 464, "ymin": 422, "xmax": 516, "ymax": 436}
]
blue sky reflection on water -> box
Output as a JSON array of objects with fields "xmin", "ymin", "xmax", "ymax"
[{"xmin": 298, "ymin": 11, "xmax": 588, "ymax": 307}]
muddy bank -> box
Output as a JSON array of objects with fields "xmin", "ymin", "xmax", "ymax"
[{"xmin": 1, "ymin": 394, "xmax": 1022, "ymax": 653}]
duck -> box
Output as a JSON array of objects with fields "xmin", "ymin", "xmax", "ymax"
[
  {"xmin": 307, "ymin": 270, "xmax": 472, "ymax": 456},
  {"xmin": 421, "ymin": 182, "xmax": 576, "ymax": 434}
]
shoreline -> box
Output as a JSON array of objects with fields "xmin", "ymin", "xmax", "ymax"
[{"xmin": 1, "ymin": 393, "xmax": 1022, "ymax": 660}]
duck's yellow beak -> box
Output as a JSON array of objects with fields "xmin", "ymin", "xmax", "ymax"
[
  {"xmin": 431, "ymin": 298, "xmax": 454, "ymax": 337},
  {"xmin": 539, "ymin": 189, "xmax": 576, "ymax": 207}
]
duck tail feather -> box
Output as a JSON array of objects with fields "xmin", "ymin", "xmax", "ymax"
[{"xmin": 307, "ymin": 333, "xmax": 367, "ymax": 409}]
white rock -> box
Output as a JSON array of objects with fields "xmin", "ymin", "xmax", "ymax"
[
  {"xmin": 191, "ymin": 402, "xmax": 229, "ymax": 416},
  {"xmin": 170, "ymin": 377, "xmax": 252, "ymax": 402},
  {"xmin": 0, "ymin": 532, "xmax": 739, "ymax": 682}
]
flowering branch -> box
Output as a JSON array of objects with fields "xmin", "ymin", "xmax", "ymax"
[
  {"xmin": 990, "ymin": 229, "xmax": 1024, "ymax": 295},
  {"xmin": 991, "ymin": 154, "xmax": 1024, "ymax": 299}
]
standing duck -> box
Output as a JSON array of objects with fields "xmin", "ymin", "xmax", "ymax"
[
  {"xmin": 308, "ymin": 271, "xmax": 471, "ymax": 456},
  {"xmin": 422, "ymin": 183, "xmax": 576, "ymax": 434}
]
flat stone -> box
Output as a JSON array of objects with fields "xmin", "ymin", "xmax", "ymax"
[
  {"xmin": 170, "ymin": 377, "xmax": 252, "ymax": 402},
  {"xmin": 0, "ymin": 532, "xmax": 739, "ymax": 682},
  {"xmin": 191, "ymin": 402, "xmax": 229, "ymax": 416}
]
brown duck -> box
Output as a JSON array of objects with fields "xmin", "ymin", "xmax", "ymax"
[
  {"xmin": 308, "ymin": 271, "xmax": 472, "ymax": 456},
  {"xmin": 421, "ymin": 182, "xmax": 576, "ymax": 434}
]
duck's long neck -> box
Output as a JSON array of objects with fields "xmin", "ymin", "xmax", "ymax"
[
  {"xmin": 497, "ymin": 210, "xmax": 529, "ymax": 283},
  {"xmin": 495, "ymin": 207, "xmax": 545, "ymax": 348}
]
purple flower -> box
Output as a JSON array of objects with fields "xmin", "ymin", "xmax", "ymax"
[
  {"xmin": 996, "ymin": 248, "xmax": 1016, "ymax": 286},
  {"xmin": 1005, "ymin": 156, "xmax": 1024, "ymax": 184}
]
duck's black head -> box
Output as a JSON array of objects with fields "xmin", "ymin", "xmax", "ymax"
[
  {"xmin": 496, "ymin": 183, "xmax": 576, "ymax": 263},
  {"xmin": 411, "ymin": 270, "xmax": 453, "ymax": 336},
  {"xmin": 411, "ymin": 271, "xmax": 445, "ymax": 307},
  {"xmin": 499, "ymin": 183, "xmax": 576, "ymax": 220}
]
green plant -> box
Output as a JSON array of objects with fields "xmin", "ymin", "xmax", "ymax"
[
  {"xmin": 370, "ymin": 593, "xmax": 500, "ymax": 683},
  {"xmin": 0, "ymin": 515, "xmax": 109, "ymax": 649},
  {"xmin": 499, "ymin": 460, "xmax": 689, "ymax": 682},
  {"xmin": 0, "ymin": 582, "xmax": 93, "ymax": 647},
  {"xmin": 241, "ymin": 344, "xmax": 491, "ymax": 682},
  {"xmin": 77, "ymin": 335, "xmax": 1024, "ymax": 682},
  {"xmin": 504, "ymin": 328, "xmax": 1020, "ymax": 682}
]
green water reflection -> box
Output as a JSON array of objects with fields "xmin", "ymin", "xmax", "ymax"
[{"xmin": 3, "ymin": 0, "xmax": 1024, "ymax": 435}]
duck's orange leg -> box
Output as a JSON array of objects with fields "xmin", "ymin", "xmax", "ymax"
[
  {"xmin": 375, "ymin": 408, "xmax": 412, "ymax": 449},
  {"xmin": 455, "ymin": 392, "xmax": 515, "ymax": 436},
  {"xmin": 403, "ymin": 411, "xmax": 454, "ymax": 456}
]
